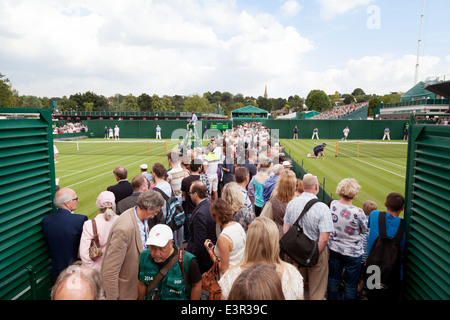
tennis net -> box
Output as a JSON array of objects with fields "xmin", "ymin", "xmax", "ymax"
[
  {"xmin": 55, "ymin": 140, "xmax": 169, "ymax": 157},
  {"xmin": 335, "ymin": 141, "xmax": 408, "ymax": 158}
]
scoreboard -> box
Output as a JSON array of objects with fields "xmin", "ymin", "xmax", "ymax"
[{"xmin": 209, "ymin": 123, "xmax": 229, "ymax": 130}]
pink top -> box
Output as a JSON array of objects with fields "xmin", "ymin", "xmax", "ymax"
[{"xmin": 79, "ymin": 213, "xmax": 118, "ymax": 271}]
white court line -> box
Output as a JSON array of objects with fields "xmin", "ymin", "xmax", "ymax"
[
  {"xmin": 57, "ymin": 144, "xmax": 121, "ymax": 160},
  {"xmin": 57, "ymin": 151, "xmax": 150, "ymax": 179},
  {"xmin": 338, "ymin": 145, "xmax": 407, "ymax": 169},
  {"xmin": 338, "ymin": 150, "xmax": 405, "ymax": 179},
  {"xmin": 65, "ymin": 155, "xmax": 158, "ymax": 188}
]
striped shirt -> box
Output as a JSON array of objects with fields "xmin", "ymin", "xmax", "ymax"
[
  {"xmin": 284, "ymin": 192, "xmax": 334, "ymax": 241},
  {"xmin": 168, "ymin": 165, "xmax": 184, "ymax": 198}
]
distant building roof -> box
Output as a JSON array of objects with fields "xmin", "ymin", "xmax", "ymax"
[{"xmin": 231, "ymin": 106, "xmax": 269, "ymax": 114}]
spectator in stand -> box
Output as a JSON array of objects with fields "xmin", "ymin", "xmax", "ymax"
[
  {"xmin": 181, "ymin": 158, "xmax": 203, "ymax": 241},
  {"xmin": 327, "ymin": 178, "xmax": 368, "ymax": 300},
  {"xmin": 138, "ymin": 224, "xmax": 202, "ymax": 300},
  {"xmin": 221, "ymin": 146, "xmax": 235, "ymax": 187},
  {"xmin": 283, "ymin": 174, "xmax": 334, "ymax": 300},
  {"xmin": 139, "ymin": 164, "xmax": 153, "ymax": 186},
  {"xmin": 358, "ymin": 200, "xmax": 378, "ymax": 297},
  {"xmin": 222, "ymin": 182, "xmax": 255, "ymax": 232},
  {"xmin": 167, "ymin": 151, "xmax": 184, "ymax": 199},
  {"xmin": 204, "ymin": 198, "xmax": 246, "ymax": 276},
  {"xmin": 152, "ymin": 162, "xmax": 184, "ymax": 248},
  {"xmin": 42, "ymin": 188, "xmax": 87, "ymax": 282},
  {"xmin": 79, "ymin": 191, "xmax": 118, "ymax": 271},
  {"xmin": 203, "ymin": 143, "xmax": 221, "ymax": 201},
  {"xmin": 219, "ymin": 217, "xmax": 304, "ymax": 300},
  {"xmin": 51, "ymin": 261, "xmax": 103, "ymax": 300},
  {"xmin": 186, "ymin": 181, "xmax": 217, "ymax": 273},
  {"xmin": 235, "ymin": 166, "xmax": 254, "ymax": 216},
  {"xmin": 116, "ymin": 175, "xmax": 149, "ymax": 215},
  {"xmin": 270, "ymin": 169, "xmax": 297, "ymax": 240},
  {"xmin": 102, "ymin": 190, "xmax": 165, "ymax": 300},
  {"xmin": 296, "ymin": 179, "xmax": 304, "ymax": 197},
  {"xmin": 252, "ymin": 156, "xmax": 271, "ymax": 217},
  {"xmin": 366, "ymin": 193, "xmax": 406, "ymax": 300},
  {"xmin": 106, "ymin": 166, "xmax": 133, "ymax": 205},
  {"xmin": 262, "ymin": 164, "xmax": 284, "ymax": 205},
  {"xmin": 227, "ymin": 264, "xmax": 285, "ymax": 300}
]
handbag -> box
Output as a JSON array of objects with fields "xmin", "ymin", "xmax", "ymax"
[
  {"xmin": 260, "ymin": 199, "xmax": 274, "ymax": 220},
  {"xmin": 201, "ymin": 261, "xmax": 222, "ymax": 300},
  {"xmin": 279, "ymin": 198, "xmax": 322, "ymax": 268},
  {"xmin": 88, "ymin": 219, "xmax": 103, "ymax": 260}
]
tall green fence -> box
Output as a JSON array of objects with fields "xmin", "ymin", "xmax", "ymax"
[
  {"xmin": 84, "ymin": 119, "xmax": 409, "ymax": 140},
  {"xmin": 0, "ymin": 108, "xmax": 55, "ymax": 300},
  {"xmin": 403, "ymin": 116, "xmax": 450, "ymax": 300},
  {"xmin": 283, "ymin": 148, "xmax": 333, "ymax": 204}
]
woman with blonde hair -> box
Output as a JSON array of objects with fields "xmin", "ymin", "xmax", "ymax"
[
  {"xmin": 227, "ymin": 264, "xmax": 285, "ymax": 300},
  {"xmin": 79, "ymin": 191, "xmax": 118, "ymax": 271},
  {"xmin": 219, "ymin": 216, "xmax": 304, "ymax": 300},
  {"xmin": 221, "ymin": 182, "xmax": 255, "ymax": 232},
  {"xmin": 327, "ymin": 178, "xmax": 368, "ymax": 300},
  {"xmin": 270, "ymin": 169, "xmax": 297, "ymax": 239}
]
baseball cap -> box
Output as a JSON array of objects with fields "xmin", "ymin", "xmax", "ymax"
[
  {"xmin": 97, "ymin": 191, "xmax": 115, "ymax": 208},
  {"xmin": 140, "ymin": 164, "xmax": 148, "ymax": 170},
  {"xmin": 146, "ymin": 224, "xmax": 173, "ymax": 247},
  {"xmin": 322, "ymin": 143, "xmax": 327, "ymax": 146}
]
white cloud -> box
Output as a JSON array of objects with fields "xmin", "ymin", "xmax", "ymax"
[
  {"xmin": 296, "ymin": 54, "xmax": 447, "ymax": 96},
  {"xmin": 317, "ymin": 0, "xmax": 375, "ymax": 20},
  {"xmin": 0, "ymin": 0, "xmax": 316, "ymax": 98},
  {"xmin": 1, "ymin": 1, "xmax": 448, "ymax": 100},
  {"xmin": 281, "ymin": 0, "xmax": 302, "ymax": 18}
]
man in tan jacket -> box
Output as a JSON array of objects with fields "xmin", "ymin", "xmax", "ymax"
[{"xmin": 102, "ymin": 190, "xmax": 164, "ymax": 300}]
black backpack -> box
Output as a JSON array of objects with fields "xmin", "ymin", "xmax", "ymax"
[
  {"xmin": 365, "ymin": 211, "xmax": 405, "ymax": 292},
  {"xmin": 153, "ymin": 187, "xmax": 185, "ymax": 231}
]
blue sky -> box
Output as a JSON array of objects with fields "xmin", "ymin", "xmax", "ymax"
[{"xmin": 0, "ymin": 0, "xmax": 449, "ymax": 99}]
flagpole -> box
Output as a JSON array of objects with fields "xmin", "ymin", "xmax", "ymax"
[{"xmin": 414, "ymin": 0, "xmax": 426, "ymax": 85}]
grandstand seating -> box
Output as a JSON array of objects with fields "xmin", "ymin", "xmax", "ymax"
[
  {"xmin": 310, "ymin": 102, "xmax": 368, "ymax": 120},
  {"xmin": 338, "ymin": 105, "xmax": 368, "ymax": 120}
]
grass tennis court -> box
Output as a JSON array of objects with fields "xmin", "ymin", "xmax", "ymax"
[
  {"xmin": 55, "ymin": 138, "xmax": 408, "ymax": 219},
  {"xmin": 281, "ymin": 139, "xmax": 408, "ymax": 212},
  {"xmin": 54, "ymin": 139, "xmax": 178, "ymax": 219}
]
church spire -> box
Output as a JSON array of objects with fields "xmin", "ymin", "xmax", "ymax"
[{"xmin": 264, "ymin": 84, "xmax": 268, "ymax": 99}]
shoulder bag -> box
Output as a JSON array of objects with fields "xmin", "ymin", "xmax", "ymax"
[
  {"xmin": 279, "ymin": 198, "xmax": 322, "ymax": 267},
  {"xmin": 146, "ymin": 249, "xmax": 189, "ymax": 300},
  {"xmin": 260, "ymin": 199, "xmax": 274, "ymax": 220},
  {"xmin": 88, "ymin": 219, "xmax": 103, "ymax": 260}
]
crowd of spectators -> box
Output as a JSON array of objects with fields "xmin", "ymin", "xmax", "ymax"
[
  {"xmin": 53, "ymin": 122, "xmax": 88, "ymax": 134},
  {"xmin": 43, "ymin": 122, "xmax": 406, "ymax": 302},
  {"xmin": 311, "ymin": 102, "xmax": 368, "ymax": 120}
]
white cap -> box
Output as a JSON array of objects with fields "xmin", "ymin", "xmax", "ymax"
[
  {"xmin": 146, "ymin": 224, "xmax": 173, "ymax": 247},
  {"xmin": 282, "ymin": 160, "xmax": 292, "ymax": 168},
  {"xmin": 140, "ymin": 164, "xmax": 148, "ymax": 170}
]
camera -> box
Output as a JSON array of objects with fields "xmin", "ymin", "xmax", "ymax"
[{"xmin": 207, "ymin": 241, "xmax": 214, "ymax": 249}]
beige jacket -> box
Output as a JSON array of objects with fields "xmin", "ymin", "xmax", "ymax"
[{"xmin": 101, "ymin": 207, "xmax": 143, "ymax": 300}]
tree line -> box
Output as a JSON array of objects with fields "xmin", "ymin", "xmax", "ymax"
[{"xmin": 1, "ymin": 72, "xmax": 400, "ymax": 117}]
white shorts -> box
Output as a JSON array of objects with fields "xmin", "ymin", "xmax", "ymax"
[{"xmin": 208, "ymin": 173, "xmax": 218, "ymax": 192}]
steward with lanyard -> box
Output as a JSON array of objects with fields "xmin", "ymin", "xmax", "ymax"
[{"xmin": 138, "ymin": 224, "xmax": 202, "ymax": 300}]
